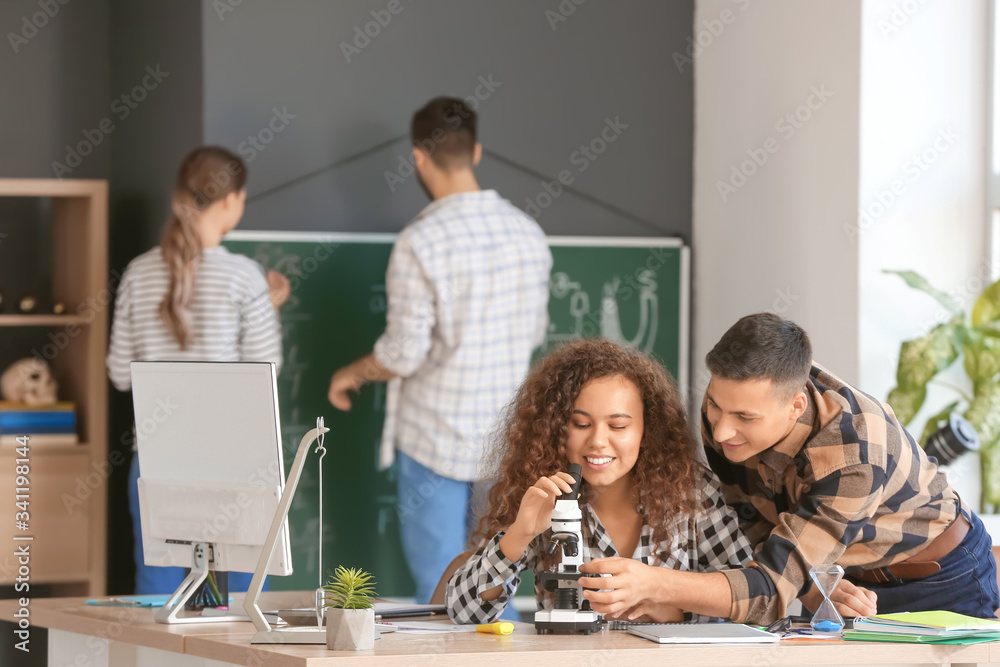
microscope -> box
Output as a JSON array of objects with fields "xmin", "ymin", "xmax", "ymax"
[{"xmin": 533, "ymin": 463, "xmax": 603, "ymax": 635}]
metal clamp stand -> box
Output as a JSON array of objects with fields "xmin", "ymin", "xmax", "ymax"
[
  {"xmin": 154, "ymin": 543, "xmax": 246, "ymax": 624},
  {"xmin": 245, "ymin": 418, "xmax": 331, "ymax": 644}
]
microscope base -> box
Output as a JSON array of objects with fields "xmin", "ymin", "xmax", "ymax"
[{"xmin": 533, "ymin": 610, "xmax": 602, "ymax": 635}]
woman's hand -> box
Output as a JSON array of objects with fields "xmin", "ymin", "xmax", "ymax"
[
  {"xmin": 498, "ymin": 472, "xmax": 577, "ymax": 562},
  {"xmin": 578, "ymin": 557, "xmax": 679, "ymax": 621},
  {"xmin": 266, "ymin": 270, "xmax": 291, "ymax": 308},
  {"xmin": 800, "ymin": 579, "xmax": 877, "ymax": 617}
]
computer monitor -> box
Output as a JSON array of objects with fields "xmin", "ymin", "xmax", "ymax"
[{"xmin": 130, "ymin": 361, "xmax": 292, "ymax": 623}]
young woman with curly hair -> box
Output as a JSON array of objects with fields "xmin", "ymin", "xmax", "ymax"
[{"xmin": 445, "ymin": 338, "xmax": 752, "ymax": 624}]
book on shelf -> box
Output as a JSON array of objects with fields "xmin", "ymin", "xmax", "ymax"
[
  {"xmin": 0, "ymin": 424, "xmax": 76, "ymax": 435},
  {"xmin": 0, "ymin": 433, "xmax": 79, "ymax": 446},
  {"xmin": 0, "ymin": 401, "xmax": 75, "ymax": 412},
  {"xmin": 0, "ymin": 412, "xmax": 76, "ymax": 427}
]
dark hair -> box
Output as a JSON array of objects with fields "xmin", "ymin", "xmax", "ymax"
[
  {"xmin": 474, "ymin": 339, "xmax": 701, "ymax": 570},
  {"xmin": 410, "ymin": 96, "xmax": 477, "ymax": 170},
  {"xmin": 159, "ymin": 145, "xmax": 247, "ymax": 349},
  {"xmin": 705, "ymin": 313, "xmax": 812, "ymax": 398}
]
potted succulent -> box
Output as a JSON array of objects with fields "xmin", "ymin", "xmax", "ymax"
[
  {"xmin": 885, "ymin": 270, "xmax": 1000, "ymax": 510},
  {"xmin": 323, "ymin": 566, "xmax": 377, "ymax": 650}
]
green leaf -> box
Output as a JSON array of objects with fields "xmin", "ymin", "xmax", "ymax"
[
  {"xmin": 981, "ymin": 443, "xmax": 1000, "ymax": 510},
  {"xmin": 895, "ymin": 323, "xmax": 960, "ymax": 389},
  {"xmin": 887, "ymin": 385, "xmax": 927, "ymax": 426},
  {"xmin": 965, "ymin": 384, "xmax": 1000, "ymax": 448},
  {"xmin": 978, "ymin": 321, "xmax": 1000, "ymax": 338},
  {"xmin": 917, "ymin": 400, "xmax": 960, "ymax": 446},
  {"xmin": 884, "ymin": 270, "xmax": 963, "ymax": 316},
  {"xmin": 972, "ymin": 277, "xmax": 1000, "ymax": 326},
  {"xmin": 964, "ymin": 329, "xmax": 1000, "ymax": 385},
  {"xmin": 322, "ymin": 566, "xmax": 377, "ymax": 610}
]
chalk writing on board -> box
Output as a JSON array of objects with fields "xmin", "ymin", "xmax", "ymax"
[
  {"xmin": 369, "ymin": 285, "xmax": 387, "ymax": 314},
  {"xmin": 543, "ymin": 270, "xmax": 659, "ymax": 353},
  {"xmin": 601, "ymin": 269, "xmax": 658, "ymax": 352}
]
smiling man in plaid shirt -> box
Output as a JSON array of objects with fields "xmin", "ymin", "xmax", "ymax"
[
  {"xmin": 580, "ymin": 313, "xmax": 998, "ymax": 624},
  {"xmin": 328, "ymin": 97, "xmax": 552, "ymax": 603}
]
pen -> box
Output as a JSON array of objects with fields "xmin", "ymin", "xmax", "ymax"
[{"xmin": 476, "ymin": 622, "xmax": 514, "ymax": 635}]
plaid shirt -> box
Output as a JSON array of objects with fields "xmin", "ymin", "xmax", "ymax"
[
  {"xmin": 445, "ymin": 467, "xmax": 753, "ymax": 624},
  {"xmin": 374, "ymin": 190, "xmax": 552, "ymax": 482},
  {"xmin": 703, "ymin": 363, "xmax": 959, "ymax": 625}
]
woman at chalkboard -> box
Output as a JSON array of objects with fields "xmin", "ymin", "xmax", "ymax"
[{"xmin": 106, "ymin": 145, "xmax": 289, "ymax": 594}]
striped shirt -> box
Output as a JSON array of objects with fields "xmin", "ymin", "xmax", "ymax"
[
  {"xmin": 445, "ymin": 467, "xmax": 753, "ymax": 624},
  {"xmin": 107, "ymin": 245, "xmax": 283, "ymax": 391},
  {"xmin": 703, "ymin": 363, "xmax": 959, "ymax": 625},
  {"xmin": 374, "ymin": 190, "xmax": 552, "ymax": 482}
]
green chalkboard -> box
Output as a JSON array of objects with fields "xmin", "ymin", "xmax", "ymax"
[{"xmin": 223, "ymin": 232, "xmax": 688, "ymax": 596}]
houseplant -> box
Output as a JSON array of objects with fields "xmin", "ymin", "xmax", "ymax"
[
  {"xmin": 885, "ymin": 270, "xmax": 1000, "ymax": 511},
  {"xmin": 322, "ymin": 566, "xmax": 377, "ymax": 650}
]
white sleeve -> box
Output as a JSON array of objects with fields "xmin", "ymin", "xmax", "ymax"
[
  {"xmin": 106, "ymin": 269, "xmax": 136, "ymax": 391},
  {"xmin": 238, "ymin": 269, "xmax": 284, "ymax": 374}
]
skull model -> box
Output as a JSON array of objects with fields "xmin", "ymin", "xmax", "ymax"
[{"xmin": 1, "ymin": 358, "xmax": 58, "ymax": 405}]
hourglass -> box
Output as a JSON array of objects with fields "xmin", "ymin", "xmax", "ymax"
[{"xmin": 809, "ymin": 564, "xmax": 845, "ymax": 632}]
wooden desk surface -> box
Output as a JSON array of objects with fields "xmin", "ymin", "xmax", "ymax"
[
  {"xmin": 2, "ymin": 595, "xmax": 997, "ymax": 666},
  {"xmin": 0, "ymin": 591, "xmax": 306, "ymax": 652},
  {"xmin": 182, "ymin": 623, "xmax": 996, "ymax": 667}
]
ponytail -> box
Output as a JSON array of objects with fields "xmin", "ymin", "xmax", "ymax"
[
  {"xmin": 158, "ymin": 146, "xmax": 247, "ymax": 349},
  {"xmin": 159, "ymin": 208, "xmax": 203, "ymax": 350}
]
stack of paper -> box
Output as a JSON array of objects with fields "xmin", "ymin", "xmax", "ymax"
[{"xmin": 846, "ymin": 611, "xmax": 1000, "ymax": 644}]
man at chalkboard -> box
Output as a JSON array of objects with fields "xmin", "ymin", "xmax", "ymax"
[
  {"xmin": 577, "ymin": 313, "xmax": 998, "ymax": 624},
  {"xmin": 328, "ymin": 96, "xmax": 553, "ymax": 603}
]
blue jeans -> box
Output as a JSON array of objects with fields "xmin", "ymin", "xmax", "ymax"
[
  {"xmin": 128, "ymin": 454, "xmax": 258, "ymax": 595},
  {"xmin": 848, "ymin": 507, "xmax": 1000, "ymax": 618},
  {"xmin": 396, "ymin": 451, "xmax": 476, "ymax": 604}
]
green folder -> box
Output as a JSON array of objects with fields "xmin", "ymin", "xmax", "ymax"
[
  {"xmin": 844, "ymin": 631, "xmax": 1000, "ymax": 645},
  {"xmin": 868, "ymin": 611, "xmax": 1000, "ymax": 631}
]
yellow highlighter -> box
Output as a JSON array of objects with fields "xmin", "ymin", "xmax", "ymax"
[{"xmin": 476, "ymin": 622, "xmax": 514, "ymax": 635}]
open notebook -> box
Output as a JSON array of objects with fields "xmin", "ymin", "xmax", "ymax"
[{"xmin": 628, "ymin": 623, "xmax": 778, "ymax": 644}]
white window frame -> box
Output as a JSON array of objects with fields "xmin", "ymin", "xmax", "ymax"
[{"xmin": 990, "ymin": 0, "xmax": 1000, "ymax": 280}]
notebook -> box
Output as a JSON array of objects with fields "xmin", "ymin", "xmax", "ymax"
[
  {"xmin": 853, "ymin": 611, "xmax": 1000, "ymax": 638},
  {"xmin": 628, "ymin": 622, "xmax": 779, "ymax": 644},
  {"xmin": 372, "ymin": 601, "xmax": 447, "ymax": 619}
]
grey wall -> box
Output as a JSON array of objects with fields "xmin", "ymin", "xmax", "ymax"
[
  {"xmin": 0, "ymin": 0, "xmax": 111, "ymax": 179},
  {"xmin": 202, "ymin": 0, "xmax": 694, "ymax": 239},
  {"xmin": 106, "ymin": 1, "xmax": 206, "ymax": 596}
]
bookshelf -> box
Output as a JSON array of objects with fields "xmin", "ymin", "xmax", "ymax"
[{"xmin": 0, "ymin": 179, "xmax": 107, "ymax": 597}]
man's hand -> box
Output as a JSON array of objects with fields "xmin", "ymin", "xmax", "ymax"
[
  {"xmin": 328, "ymin": 367, "xmax": 364, "ymax": 410},
  {"xmin": 328, "ymin": 354, "xmax": 398, "ymax": 410},
  {"xmin": 578, "ymin": 557, "xmax": 681, "ymax": 621},
  {"xmin": 800, "ymin": 579, "xmax": 877, "ymax": 617},
  {"xmin": 266, "ymin": 270, "xmax": 290, "ymax": 308}
]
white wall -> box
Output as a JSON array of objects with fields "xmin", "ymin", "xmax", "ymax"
[
  {"xmin": 693, "ymin": 0, "xmax": 989, "ymax": 509},
  {"xmin": 858, "ymin": 0, "xmax": 988, "ymax": 508},
  {"xmin": 693, "ymin": 0, "xmax": 862, "ymax": 401}
]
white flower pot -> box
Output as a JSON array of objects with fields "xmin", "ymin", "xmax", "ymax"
[{"xmin": 325, "ymin": 608, "xmax": 375, "ymax": 650}]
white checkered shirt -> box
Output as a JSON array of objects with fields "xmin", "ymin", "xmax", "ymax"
[
  {"xmin": 445, "ymin": 467, "xmax": 754, "ymax": 624},
  {"xmin": 374, "ymin": 190, "xmax": 552, "ymax": 482}
]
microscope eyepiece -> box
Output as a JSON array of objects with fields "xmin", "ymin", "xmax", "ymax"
[{"xmin": 566, "ymin": 463, "xmax": 583, "ymax": 500}]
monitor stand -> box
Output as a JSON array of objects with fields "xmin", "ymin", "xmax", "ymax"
[
  {"xmin": 245, "ymin": 419, "xmax": 331, "ymax": 644},
  {"xmin": 154, "ymin": 542, "xmax": 246, "ymax": 624}
]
